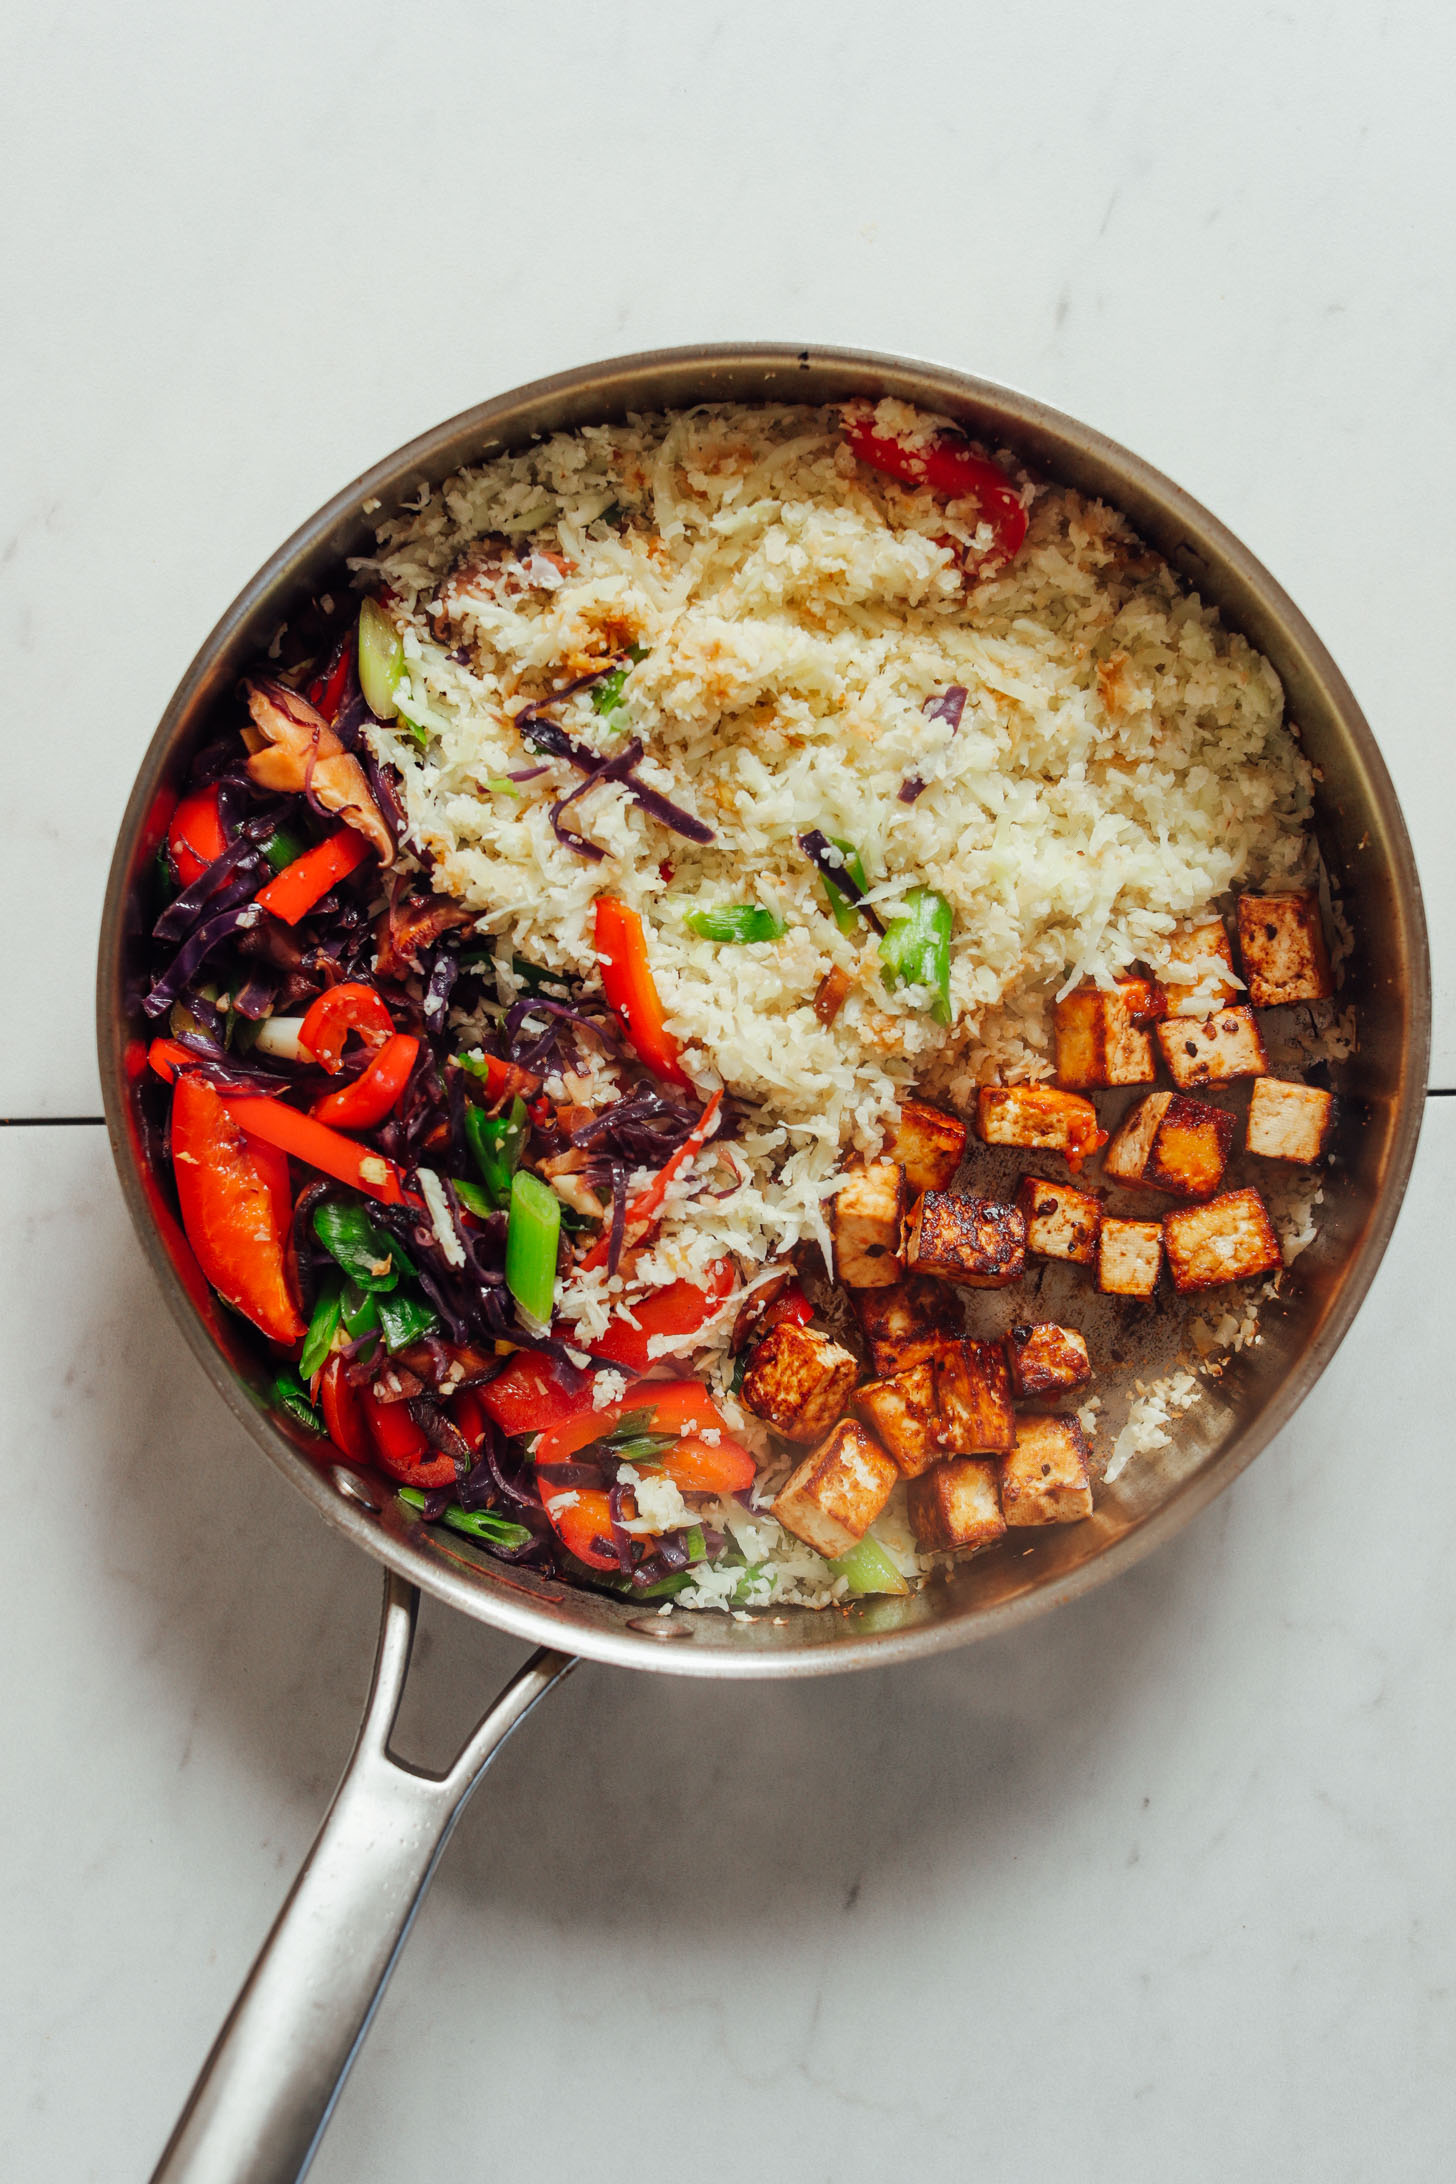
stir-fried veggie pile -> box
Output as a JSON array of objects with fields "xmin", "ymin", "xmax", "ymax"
[{"xmin": 137, "ymin": 406, "xmax": 1040, "ymax": 1607}]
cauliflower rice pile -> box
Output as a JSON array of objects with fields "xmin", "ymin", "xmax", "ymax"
[{"xmin": 358, "ymin": 402, "xmax": 1313, "ymax": 1292}]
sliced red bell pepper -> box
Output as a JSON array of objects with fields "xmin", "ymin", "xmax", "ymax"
[
  {"xmin": 757, "ymin": 1279, "xmax": 814, "ymax": 1340},
  {"xmin": 476, "ymin": 1350, "xmax": 598, "ymax": 1440},
  {"xmin": 168, "ymin": 785, "xmax": 227, "ymax": 887},
  {"xmin": 541, "ymin": 1486, "xmax": 622, "ymax": 1572},
  {"xmin": 170, "ymin": 1073, "xmax": 305, "ymax": 1345},
  {"xmin": 578, "ymin": 1090, "xmax": 723, "ymax": 1274},
  {"xmin": 655, "ymin": 1434, "xmax": 757, "ymax": 1497},
  {"xmin": 535, "ymin": 1376, "xmax": 756, "ymax": 1497},
  {"xmin": 222, "ymin": 1094, "xmax": 409, "ymax": 1204},
  {"xmin": 451, "ymin": 1387, "xmax": 488, "ymax": 1455},
  {"xmin": 311, "ymin": 1033, "xmax": 419, "ymax": 1129},
  {"xmin": 147, "ymin": 1037, "xmax": 197, "ymax": 1084},
  {"xmin": 358, "ymin": 1383, "xmax": 455, "ymax": 1489},
  {"xmin": 320, "ymin": 1354, "xmax": 372, "ymax": 1465},
  {"xmin": 310, "ymin": 632, "xmax": 355, "ymax": 724},
  {"xmin": 299, "ymin": 982, "xmax": 396, "ymax": 1073},
  {"xmin": 468, "ymin": 1052, "xmax": 543, "ymax": 1103},
  {"xmin": 255, "ymin": 826, "xmax": 373, "ymax": 926},
  {"xmin": 593, "ymin": 896, "xmax": 692, "ymax": 1087},
  {"xmin": 589, "ymin": 1259, "xmax": 736, "ymax": 1374},
  {"xmin": 842, "ymin": 412, "xmax": 1028, "ymax": 566}
]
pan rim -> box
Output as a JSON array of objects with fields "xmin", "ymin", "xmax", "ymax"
[{"xmin": 97, "ymin": 340, "xmax": 1431, "ymax": 1678}]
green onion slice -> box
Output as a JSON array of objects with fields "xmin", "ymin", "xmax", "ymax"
[
  {"xmin": 357, "ymin": 597, "xmax": 404, "ymax": 721},
  {"xmin": 683, "ymin": 905, "xmax": 787, "ymax": 944},
  {"xmin": 505, "ymin": 1169, "xmax": 561, "ymax": 1330},
  {"xmin": 877, "ymin": 886, "xmax": 953, "ymax": 1025}
]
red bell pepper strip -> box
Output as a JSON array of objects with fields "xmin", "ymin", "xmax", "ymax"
[
  {"xmin": 170, "ymin": 1073, "xmax": 306, "ymax": 1345},
  {"xmin": 358, "ymin": 1383, "xmax": 455, "ymax": 1489},
  {"xmin": 541, "ymin": 1486, "xmax": 623, "ymax": 1572},
  {"xmin": 578, "ymin": 1090, "xmax": 723, "ymax": 1274},
  {"xmin": 758, "ymin": 1279, "xmax": 814, "ymax": 1340},
  {"xmin": 311, "ymin": 632, "xmax": 355, "ymax": 724},
  {"xmin": 147, "ymin": 1037, "xmax": 197, "ymax": 1084},
  {"xmin": 299, "ymin": 982, "xmax": 396, "ymax": 1073},
  {"xmin": 842, "ymin": 411, "xmax": 1028, "ymax": 567},
  {"xmin": 589, "ymin": 1259, "xmax": 737, "ymax": 1374},
  {"xmin": 467, "ymin": 1052, "xmax": 543, "ymax": 1103},
  {"xmin": 311, "ymin": 1033, "xmax": 419, "ymax": 1129},
  {"xmin": 534, "ymin": 1376, "xmax": 756, "ymax": 1497},
  {"xmin": 656, "ymin": 1434, "xmax": 757, "ymax": 1497},
  {"xmin": 476, "ymin": 1351, "xmax": 598, "ymax": 1440},
  {"xmin": 451, "ymin": 1387, "xmax": 488, "ymax": 1454},
  {"xmin": 593, "ymin": 896, "xmax": 692, "ymax": 1087},
  {"xmin": 255, "ymin": 826, "xmax": 372, "ymax": 926},
  {"xmin": 222, "ymin": 1095, "xmax": 410, "ymax": 1204},
  {"xmin": 167, "ymin": 785, "xmax": 227, "ymax": 887},
  {"xmin": 320, "ymin": 1354, "xmax": 372, "ymax": 1465}
]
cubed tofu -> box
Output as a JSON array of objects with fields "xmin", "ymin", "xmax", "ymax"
[
  {"xmin": 853, "ymin": 1274, "xmax": 962, "ymax": 1377},
  {"xmin": 976, "ymin": 1083, "xmax": 1105, "ymax": 1166},
  {"xmin": 907, "ymin": 1457, "xmax": 1006, "ymax": 1554},
  {"xmin": 741, "ymin": 1322, "xmax": 861, "ymax": 1443},
  {"xmin": 1164, "ymin": 1187, "xmax": 1283, "ymax": 1293},
  {"xmin": 855, "ymin": 1359, "xmax": 942, "ymax": 1477},
  {"xmin": 1155, "ymin": 1006, "xmax": 1269, "ymax": 1090},
  {"xmin": 1245, "ymin": 1076, "xmax": 1336, "ymax": 1163},
  {"xmin": 830, "ymin": 1161, "xmax": 907, "ymax": 1289},
  {"xmin": 998, "ymin": 1415, "xmax": 1095, "ymax": 1526},
  {"xmin": 1102, "ymin": 1090, "xmax": 1234, "ymax": 1200},
  {"xmin": 1097, "ymin": 1216, "xmax": 1164, "ymax": 1297},
  {"xmin": 1162, "ymin": 920, "xmax": 1241, "ymax": 1012},
  {"xmin": 909, "ymin": 1192, "xmax": 1026, "ymax": 1288},
  {"xmin": 1015, "ymin": 1176, "xmax": 1102, "ymax": 1264},
  {"xmin": 1237, "ymin": 892, "xmax": 1335, "ymax": 1008},
  {"xmin": 883, "ymin": 1098, "xmax": 968, "ymax": 1192},
  {"xmin": 771, "ymin": 1419, "xmax": 900, "ymax": 1557},
  {"xmin": 1053, "ymin": 979, "xmax": 1165, "ymax": 1089},
  {"xmin": 934, "ymin": 1337, "xmax": 1016, "ymax": 1454},
  {"xmin": 1004, "ymin": 1321, "xmax": 1092, "ymax": 1401}
]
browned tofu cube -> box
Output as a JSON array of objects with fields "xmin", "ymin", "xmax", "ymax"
[
  {"xmin": 855, "ymin": 1360, "xmax": 942, "ymax": 1478},
  {"xmin": 976, "ymin": 1083, "xmax": 1105, "ymax": 1167},
  {"xmin": 830, "ymin": 1161, "xmax": 907, "ymax": 1289},
  {"xmin": 909, "ymin": 1191, "xmax": 1026, "ymax": 1288},
  {"xmin": 853, "ymin": 1274, "xmax": 961, "ymax": 1376},
  {"xmin": 1004, "ymin": 1321, "xmax": 1092, "ymax": 1402},
  {"xmin": 934, "ymin": 1337, "xmax": 1016, "ymax": 1454},
  {"xmin": 907, "ymin": 1457, "xmax": 1006, "ymax": 1554},
  {"xmin": 771, "ymin": 1419, "xmax": 899, "ymax": 1557},
  {"xmin": 741, "ymin": 1322, "xmax": 860, "ymax": 1443},
  {"xmin": 1245, "ymin": 1076, "xmax": 1335, "ymax": 1163},
  {"xmin": 1156, "ymin": 1005, "xmax": 1269, "ymax": 1090},
  {"xmin": 1102, "ymin": 1091, "xmax": 1234, "ymax": 1200},
  {"xmin": 1165, "ymin": 1187, "xmax": 1283, "ymax": 1293},
  {"xmin": 1015, "ymin": 1176, "xmax": 1102, "ymax": 1264},
  {"xmin": 1237, "ymin": 892, "xmax": 1334, "ymax": 1008},
  {"xmin": 883, "ymin": 1098, "xmax": 968, "ymax": 1192},
  {"xmin": 998, "ymin": 1415, "xmax": 1094, "ymax": 1526},
  {"xmin": 1097, "ymin": 1216, "xmax": 1164, "ymax": 1297},
  {"xmin": 1053, "ymin": 979, "xmax": 1165, "ymax": 1089},
  {"xmin": 1162, "ymin": 920, "xmax": 1240, "ymax": 1012}
]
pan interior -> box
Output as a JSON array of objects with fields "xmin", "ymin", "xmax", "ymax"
[{"xmin": 96, "ymin": 344, "xmax": 1428, "ymax": 1677}]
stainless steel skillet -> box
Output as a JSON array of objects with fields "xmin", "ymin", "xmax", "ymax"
[{"xmin": 95, "ymin": 344, "xmax": 1429, "ymax": 2184}]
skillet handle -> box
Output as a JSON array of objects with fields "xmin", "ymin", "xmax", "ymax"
[{"xmin": 151, "ymin": 1570, "xmax": 575, "ymax": 2184}]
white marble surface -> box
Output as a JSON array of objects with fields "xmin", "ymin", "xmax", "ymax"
[{"xmin": 4, "ymin": 1, "xmax": 1455, "ymax": 2177}]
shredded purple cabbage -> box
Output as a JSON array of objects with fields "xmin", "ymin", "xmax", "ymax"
[
  {"xmin": 797, "ymin": 830, "xmax": 886, "ymax": 936},
  {"xmin": 900, "ymin": 685, "xmax": 968, "ymax": 802}
]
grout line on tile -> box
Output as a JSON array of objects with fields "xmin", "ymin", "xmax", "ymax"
[{"xmin": 0, "ymin": 1116, "xmax": 107, "ymax": 1127}]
